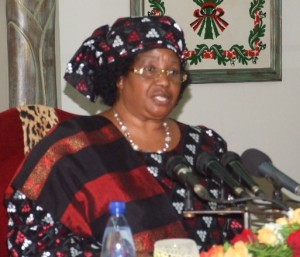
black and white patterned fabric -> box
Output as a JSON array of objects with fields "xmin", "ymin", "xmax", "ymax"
[{"xmin": 6, "ymin": 123, "xmax": 243, "ymax": 256}]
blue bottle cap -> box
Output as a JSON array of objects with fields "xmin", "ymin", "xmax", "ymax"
[{"xmin": 109, "ymin": 201, "xmax": 126, "ymax": 215}]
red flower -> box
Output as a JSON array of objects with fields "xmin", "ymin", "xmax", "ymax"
[
  {"xmin": 203, "ymin": 50, "xmax": 215, "ymax": 59},
  {"xmin": 231, "ymin": 229, "xmax": 257, "ymax": 244},
  {"xmin": 200, "ymin": 245, "xmax": 224, "ymax": 257},
  {"xmin": 287, "ymin": 230, "xmax": 300, "ymax": 256},
  {"xmin": 183, "ymin": 50, "xmax": 196, "ymax": 58},
  {"xmin": 292, "ymin": 250, "xmax": 300, "ymax": 257}
]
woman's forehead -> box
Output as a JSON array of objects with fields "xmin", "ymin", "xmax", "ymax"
[{"xmin": 134, "ymin": 49, "xmax": 181, "ymax": 64}]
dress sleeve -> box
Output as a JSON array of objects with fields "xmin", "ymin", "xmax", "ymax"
[
  {"xmin": 6, "ymin": 190, "xmax": 101, "ymax": 257},
  {"xmin": 197, "ymin": 125, "xmax": 227, "ymax": 157}
]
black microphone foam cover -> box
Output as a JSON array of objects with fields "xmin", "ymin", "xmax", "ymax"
[
  {"xmin": 196, "ymin": 151, "xmax": 216, "ymax": 176},
  {"xmin": 221, "ymin": 151, "xmax": 240, "ymax": 166},
  {"xmin": 166, "ymin": 155, "xmax": 189, "ymax": 178},
  {"xmin": 241, "ymin": 148, "xmax": 272, "ymax": 177}
]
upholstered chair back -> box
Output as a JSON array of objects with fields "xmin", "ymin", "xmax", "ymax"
[{"xmin": 0, "ymin": 105, "xmax": 76, "ymax": 257}]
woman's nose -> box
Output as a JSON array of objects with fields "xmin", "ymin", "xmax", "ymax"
[{"xmin": 155, "ymin": 71, "xmax": 170, "ymax": 86}]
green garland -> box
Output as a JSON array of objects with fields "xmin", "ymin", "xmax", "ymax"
[{"xmin": 147, "ymin": 0, "xmax": 267, "ymax": 67}]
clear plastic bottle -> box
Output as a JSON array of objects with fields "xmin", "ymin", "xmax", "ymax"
[{"xmin": 101, "ymin": 201, "xmax": 136, "ymax": 257}]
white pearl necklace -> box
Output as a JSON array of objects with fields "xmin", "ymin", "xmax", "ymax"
[{"xmin": 113, "ymin": 110, "xmax": 171, "ymax": 154}]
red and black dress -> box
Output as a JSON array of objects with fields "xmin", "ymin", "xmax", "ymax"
[{"xmin": 5, "ymin": 115, "xmax": 243, "ymax": 256}]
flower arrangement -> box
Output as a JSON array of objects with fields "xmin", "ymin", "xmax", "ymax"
[{"xmin": 200, "ymin": 208, "xmax": 300, "ymax": 257}]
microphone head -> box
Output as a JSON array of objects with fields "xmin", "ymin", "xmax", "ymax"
[
  {"xmin": 220, "ymin": 151, "xmax": 240, "ymax": 167},
  {"xmin": 166, "ymin": 155, "xmax": 189, "ymax": 178},
  {"xmin": 196, "ymin": 151, "xmax": 218, "ymax": 176},
  {"xmin": 241, "ymin": 148, "xmax": 272, "ymax": 177}
]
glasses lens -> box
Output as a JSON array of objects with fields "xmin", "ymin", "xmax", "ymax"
[{"xmin": 132, "ymin": 67, "xmax": 187, "ymax": 84}]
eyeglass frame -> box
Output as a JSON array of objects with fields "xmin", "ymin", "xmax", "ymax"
[{"xmin": 129, "ymin": 66, "xmax": 188, "ymax": 84}]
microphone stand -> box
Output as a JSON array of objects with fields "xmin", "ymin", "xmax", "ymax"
[
  {"xmin": 183, "ymin": 182, "xmax": 289, "ymax": 229},
  {"xmin": 183, "ymin": 206, "xmax": 286, "ymax": 229},
  {"xmin": 183, "ymin": 207, "xmax": 251, "ymax": 228},
  {"xmin": 264, "ymin": 174, "xmax": 284, "ymax": 204},
  {"xmin": 184, "ymin": 189, "xmax": 194, "ymax": 212}
]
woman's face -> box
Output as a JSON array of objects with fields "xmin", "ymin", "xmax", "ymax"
[{"xmin": 116, "ymin": 48, "xmax": 183, "ymax": 120}]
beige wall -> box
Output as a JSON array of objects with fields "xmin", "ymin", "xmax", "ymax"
[{"xmin": 1, "ymin": 1, "xmax": 300, "ymax": 200}]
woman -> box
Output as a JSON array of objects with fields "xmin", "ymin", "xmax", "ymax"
[{"xmin": 5, "ymin": 16, "xmax": 243, "ymax": 256}]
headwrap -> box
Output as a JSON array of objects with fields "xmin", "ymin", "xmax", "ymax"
[{"xmin": 64, "ymin": 16, "xmax": 187, "ymax": 102}]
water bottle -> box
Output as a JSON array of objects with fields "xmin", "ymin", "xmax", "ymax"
[{"xmin": 101, "ymin": 201, "xmax": 136, "ymax": 257}]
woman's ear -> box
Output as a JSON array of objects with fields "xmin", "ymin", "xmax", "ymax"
[{"xmin": 116, "ymin": 76, "xmax": 124, "ymax": 90}]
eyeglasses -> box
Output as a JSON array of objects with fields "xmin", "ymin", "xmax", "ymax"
[{"xmin": 129, "ymin": 66, "xmax": 188, "ymax": 84}]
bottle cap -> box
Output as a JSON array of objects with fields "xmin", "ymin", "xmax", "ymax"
[{"xmin": 109, "ymin": 201, "xmax": 126, "ymax": 215}]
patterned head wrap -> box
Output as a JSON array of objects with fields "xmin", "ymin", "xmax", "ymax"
[{"xmin": 64, "ymin": 16, "xmax": 187, "ymax": 102}]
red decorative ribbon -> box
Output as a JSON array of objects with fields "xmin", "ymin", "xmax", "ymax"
[
  {"xmin": 190, "ymin": 3, "xmax": 228, "ymax": 33},
  {"xmin": 254, "ymin": 10, "xmax": 262, "ymax": 28}
]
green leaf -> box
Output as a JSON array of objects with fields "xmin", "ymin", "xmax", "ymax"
[
  {"xmin": 188, "ymin": 44, "xmax": 209, "ymax": 65},
  {"xmin": 249, "ymin": 0, "xmax": 265, "ymax": 18},
  {"xmin": 248, "ymin": 243, "xmax": 293, "ymax": 257},
  {"xmin": 231, "ymin": 44, "xmax": 250, "ymax": 65},
  {"xmin": 148, "ymin": 0, "xmax": 165, "ymax": 14},
  {"xmin": 248, "ymin": 23, "xmax": 266, "ymax": 49},
  {"xmin": 281, "ymin": 223, "xmax": 300, "ymax": 240},
  {"xmin": 193, "ymin": 0, "xmax": 205, "ymax": 6},
  {"xmin": 210, "ymin": 44, "xmax": 227, "ymax": 66}
]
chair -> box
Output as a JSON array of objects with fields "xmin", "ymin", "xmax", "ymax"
[{"xmin": 0, "ymin": 104, "xmax": 76, "ymax": 257}]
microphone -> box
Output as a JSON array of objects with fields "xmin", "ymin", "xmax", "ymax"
[
  {"xmin": 196, "ymin": 151, "xmax": 248, "ymax": 198},
  {"xmin": 166, "ymin": 155, "xmax": 211, "ymax": 201},
  {"xmin": 241, "ymin": 148, "xmax": 300, "ymax": 196},
  {"xmin": 221, "ymin": 151, "xmax": 265, "ymax": 197}
]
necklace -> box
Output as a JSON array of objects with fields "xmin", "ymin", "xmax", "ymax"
[{"xmin": 113, "ymin": 110, "xmax": 171, "ymax": 154}]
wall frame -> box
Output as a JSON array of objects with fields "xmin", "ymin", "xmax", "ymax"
[{"xmin": 130, "ymin": 0, "xmax": 282, "ymax": 84}]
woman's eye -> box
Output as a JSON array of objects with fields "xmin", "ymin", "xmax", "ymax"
[
  {"xmin": 144, "ymin": 66, "xmax": 156, "ymax": 73},
  {"xmin": 168, "ymin": 69, "xmax": 180, "ymax": 76}
]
